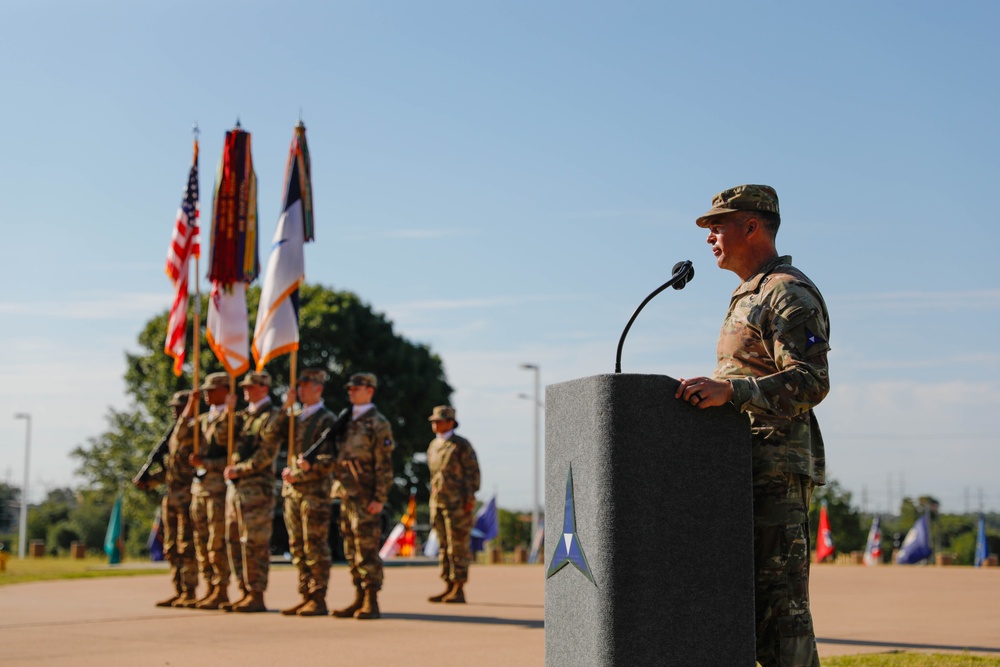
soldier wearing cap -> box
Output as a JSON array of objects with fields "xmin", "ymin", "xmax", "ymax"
[
  {"xmin": 330, "ymin": 372, "xmax": 395, "ymax": 620},
  {"xmin": 675, "ymin": 184, "xmax": 829, "ymax": 667},
  {"xmin": 279, "ymin": 368, "xmax": 344, "ymax": 617},
  {"xmin": 426, "ymin": 405, "xmax": 480, "ymax": 604},
  {"xmin": 138, "ymin": 390, "xmax": 199, "ymax": 607},
  {"xmin": 180, "ymin": 372, "xmax": 234, "ymax": 609},
  {"xmin": 218, "ymin": 370, "xmax": 292, "ymax": 613}
]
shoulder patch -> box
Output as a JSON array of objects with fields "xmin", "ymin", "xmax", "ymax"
[{"xmin": 805, "ymin": 326, "xmax": 827, "ymax": 349}]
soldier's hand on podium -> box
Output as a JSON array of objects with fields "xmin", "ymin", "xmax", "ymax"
[{"xmin": 675, "ymin": 376, "xmax": 732, "ymax": 409}]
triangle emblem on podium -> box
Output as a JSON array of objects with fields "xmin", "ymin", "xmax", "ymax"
[{"xmin": 546, "ymin": 464, "xmax": 596, "ymax": 585}]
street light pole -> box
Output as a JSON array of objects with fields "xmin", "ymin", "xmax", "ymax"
[
  {"xmin": 14, "ymin": 413, "xmax": 31, "ymax": 560},
  {"xmin": 520, "ymin": 364, "xmax": 540, "ymax": 542}
]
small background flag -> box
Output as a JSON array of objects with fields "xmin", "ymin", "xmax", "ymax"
[
  {"xmin": 471, "ymin": 496, "xmax": 499, "ymax": 554},
  {"xmin": 863, "ymin": 515, "xmax": 883, "ymax": 566},
  {"xmin": 164, "ymin": 143, "xmax": 200, "ymax": 376},
  {"xmin": 206, "ymin": 127, "xmax": 257, "ymax": 376},
  {"xmin": 816, "ymin": 500, "xmax": 835, "ymax": 562},
  {"xmin": 896, "ymin": 512, "xmax": 933, "ymax": 564},
  {"xmin": 975, "ymin": 513, "xmax": 988, "ymax": 567},
  {"xmin": 252, "ymin": 121, "xmax": 313, "ymax": 370},
  {"xmin": 147, "ymin": 507, "xmax": 164, "ymax": 562},
  {"xmin": 104, "ymin": 494, "xmax": 124, "ymax": 565},
  {"xmin": 379, "ymin": 492, "xmax": 418, "ymax": 560}
]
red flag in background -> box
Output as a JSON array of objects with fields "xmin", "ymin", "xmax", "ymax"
[
  {"xmin": 400, "ymin": 491, "xmax": 417, "ymax": 556},
  {"xmin": 164, "ymin": 140, "xmax": 201, "ymax": 376},
  {"xmin": 816, "ymin": 500, "xmax": 835, "ymax": 563}
]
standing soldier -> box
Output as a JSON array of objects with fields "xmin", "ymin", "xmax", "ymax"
[
  {"xmin": 331, "ymin": 372, "xmax": 395, "ymax": 620},
  {"xmin": 280, "ymin": 368, "xmax": 343, "ymax": 616},
  {"xmin": 426, "ymin": 405, "xmax": 480, "ymax": 604},
  {"xmin": 181, "ymin": 373, "xmax": 233, "ymax": 609},
  {"xmin": 134, "ymin": 390, "xmax": 198, "ymax": 607},
  {"xmin": 221, "ymin": 371, "xmax": 290, "ymax": 613}
]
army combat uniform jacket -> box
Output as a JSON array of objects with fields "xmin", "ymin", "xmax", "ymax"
[
  {"xmin": 427, "ymin": 433, "xmax": 480, "ymax": 513},
  {"xmin": 714, "ymin": 255, "xmax": 830, "ymax": 486},
  {"xmin": 333, "ymin": 407, "xmax": 395, "ymax": 506},
  {"xmin": 282, "ymin": 406, "xmax": 342, "ymax": 500}
]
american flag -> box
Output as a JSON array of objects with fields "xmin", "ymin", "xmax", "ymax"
[{"xmin": 164, "ymin": 146, "xmax": 200, "ymax": 376}]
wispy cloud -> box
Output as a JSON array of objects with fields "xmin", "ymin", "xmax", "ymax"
[
  {"xmin": 387, "ymin": 293, "xmax": 584, "ymax": 314},
  {"xmin": 0, "ymin": 292, "xmax": 168, "ymax": 319}
]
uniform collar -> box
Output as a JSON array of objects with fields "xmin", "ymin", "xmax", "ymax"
[{"xmin": 733, "ymin": 255, "xmax": 792, "ymax": 297}]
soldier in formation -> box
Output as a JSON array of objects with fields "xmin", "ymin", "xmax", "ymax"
[
  {"xmin": 134, "ymin": 390, "xmax": 198, "ymax": 607},
  {"xmin": 280, "ymin": 368, "xmax": 343, "ymax": 616},
  {"xmin": 331, "ymin": 372, "xmax": 395, "ymax": 620},
  {"xmin": 426, "ymin": 405, "xmax": 480, "ymax": 604},
  {"xmin": 183, "ymin": 373, "xmax": 233, "ymax": 610},
  {"xmin": 220, "ymin": 371, "xmax": 292, "ymax": 613}
]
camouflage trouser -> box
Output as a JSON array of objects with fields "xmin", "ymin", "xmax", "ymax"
[
  {"xmin": 753, "ymin": 471, "xmax": 820, "ymax": 667},
  {"xmin": 190, "ymin": 483, "xmax": 231, "ymax": 589},
  {"xmin": 432, "ymin": 505, "xmax": 473, "ymax": 583},
  {"xmin": 284, "ymin": 491, "xmax": 332, "ymax": 595},
  {"xmin": 163, "ymin": 487, "xmax": 197, "ymax": 594},
  {"xmin": 339, "ymin": 498, "xmax": 384, "ymax": 591},
  {"xmin": 226, "ymin": 479, "xmax": 275, "ymax": 593}
]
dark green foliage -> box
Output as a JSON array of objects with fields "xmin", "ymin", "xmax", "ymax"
[{"xmin": 809, "ymin": 480, "xmax": 868, "ymax": 554}]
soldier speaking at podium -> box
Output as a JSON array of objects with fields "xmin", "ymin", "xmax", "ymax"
[{"xmin": 675, "ymin": 184, "xmax": 830, "ymax": 667}]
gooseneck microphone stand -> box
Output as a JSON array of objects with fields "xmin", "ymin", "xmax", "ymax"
[{"xmin": 614, "ymin": 260, "xmax": 695, "ymax": 373}]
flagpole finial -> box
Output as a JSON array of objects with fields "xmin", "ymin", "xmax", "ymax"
[
  {"xmin": 192, "ymin": 122, "xmax": 200, "ymax": 139},
  {"xmin": 235, "ymin": 117, "xmax": 242, "ymax": 129}
]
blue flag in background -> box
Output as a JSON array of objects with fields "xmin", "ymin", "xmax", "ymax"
[
  {"xmin": 147, "ymin": 508, "xmax": 164, "ymax": 562},
  {"xmin": 896, "ymin": 512, "xmax": 933, "ymax": 564},
  {"xmin": 471, "ymin": 496, "xmax": 499, "ymax": 553},
  {"xmin": 104, "ymin": 494, "xmax": 124, "ymax": 565},
  {"xmin": 975, "ymin": 513, "xmax": 988, "ymax": 568}
]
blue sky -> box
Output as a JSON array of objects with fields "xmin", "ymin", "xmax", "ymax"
[{"xmin": 1, "ymin": 2, "xmax": 998, "ymax": 514}]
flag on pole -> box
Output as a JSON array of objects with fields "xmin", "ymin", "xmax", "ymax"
[
  {"xmin": 896, "ymin": 512, "xmax": 933, "ymax": 564},
  {"xmin": 164, "ymin": 142, "xmax": 200, "ymax": 376},
  {"xmin": 471, "ymin": 496, "xmax": 499, "ymax": 553},
  {"xmin": 379, "ymin": 492, "xmax": 419, "ymax": 559},
  {"xmin": 252, "ymin": 121, "xmax": 314, "ymax": 370},
  {"xmin": 975, "ymin": 512, "xmax": 988, "ymax": 567},
  {"xmin": 816, "ymin": 500, "xmax": 835, "ymax": 562},
  {"xmin": 206, "ymin": 126, "xmax": 257, "ymax": 376},
  {"xmin": 146, "ymin": 507, "xmax": 164, "ymax": 562},
  {"xmin": 104, "ymin": 494, "xmax": 124, "ymax": 565},
  {"xmin": 863, "ymin": 515, "xmax": 883, "ymax": 566}
]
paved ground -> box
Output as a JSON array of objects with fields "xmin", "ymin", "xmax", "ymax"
[{"xmin": 1, "ymin": 561, "xmax": 998, "ymax": 665}]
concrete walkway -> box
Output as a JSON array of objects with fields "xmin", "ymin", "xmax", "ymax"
[{"xmin": 1, "ymin": 562, "xmax": 998, "ymax": 665}]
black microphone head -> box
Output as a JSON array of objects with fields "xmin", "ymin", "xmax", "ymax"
[{"xmin": 671, "ymin": 260, "xmax": 694, "ymax": 290}]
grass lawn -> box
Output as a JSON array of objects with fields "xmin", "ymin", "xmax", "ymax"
[
  {"xmin": 0, "ymin": 555, "xmax": 167, "ymax": 586},
  {"xmin": 824, "ymin": 655, "xmax": 1000, "ymax": 666}
]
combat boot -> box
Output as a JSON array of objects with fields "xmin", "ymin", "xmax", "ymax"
[
  {"xmin": 281, "ymin": 593, "xmax": 311, "ymax": 616},
  {"xmin": 428, "ymin": 582, "xmax": 455, "ymax": 602},
  {"xmin": 155, "ymin": 592, "xmax": 181, "ymax": 608},
  {"xmin": 353, "ymin": 589, "xmax": 380, "ymax": 620},
  {"xmin": 178, "ymin": 585, "xmax": 210, "ymax": 608},
  {"xmin": 297, "ymin": 589, "xmax": 329, "ymax": 617},
  {"xmin": 221, "ymin": 585, "xmax": 248, "ymax": 612},
  {"xmin": 195, "ymin": 585, "xmax": 229, "ymax": 610},
  {"xmin": 232, "ymin": 590, "xmax": 267, "ymax": 613},
  {"xmin": 170, "ymin": 590, "xmax": 198, "ymax": 608},
  {"xmin": 331, "ymin": 587, "xmax": 364, "ymax": 618},
  {"xmin": 442, "ymin": 581, "xmax": 466, "ymax": 604}
]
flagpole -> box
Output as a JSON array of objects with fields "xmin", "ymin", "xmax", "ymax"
[
  {"xmin": 288, "ymin": 349, "xmax": 297, "ymax": 467},
  {"xmin": 227, "ymin": 375, "xmax": 236, "ymax": 466},
  {"xmin": 191, "ymin": 131, "xmax": 201, "ymax": 455}
]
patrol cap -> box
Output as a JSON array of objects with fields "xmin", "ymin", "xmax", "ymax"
[
  {"xmin": 238, "ymin": 371, "xmax": 272, "ymax": 388},
  {"xmin": 200, "ymin": 372, "xmax": 230, "ymax": 391},
  {"xmin": 428, "ymin": 405, "xmax": 456, "ymax": 422},
  {"xmin": 169, "ymin": 390, "xmax": 191, "ymax": 407},
  {"xmin": 298, "ymin": 368, "xmax": 328, "ymax": 384},
  {"xmin": 345, "ymin": 372, "xmax": 378, "ymax": 389},
  {"xmin": 695, "ymin": 184, "xmax": 780, "ymax": 228}
]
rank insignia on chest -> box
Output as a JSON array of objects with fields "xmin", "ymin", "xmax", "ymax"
[{"xmin": 384, "ymin": 438, "xmax": 392, "ymax": 446}]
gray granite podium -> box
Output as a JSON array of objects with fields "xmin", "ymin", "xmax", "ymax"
[{"xmin": 545, "ymin": 373, "xmax": 755, "ymax": 667}]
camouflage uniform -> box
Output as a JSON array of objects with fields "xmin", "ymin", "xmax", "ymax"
[
  {"xmin": 282, "ymin": 404, "xmax": 342, "ymax": 600},
  {"xmin": 714, "ymin": 254, "xmax": 829, "ymax": 667},
  {"xmin": 221, "ymin": 397, "xmax": 285, "ymax": 596},
  {"xmin": 185, "ymin": 409, "xmax": 232, "ymax": 597},
  {"xmin": 334, "ymin": 406, "xmax": 395, "ymax": 593},
  {"xmin": 147, "ymin": 413, "xmax": 199, "ymax": 599},
  {"xmin": 427, "ymin": 422, "xmax": 480, "ymax": 586}
]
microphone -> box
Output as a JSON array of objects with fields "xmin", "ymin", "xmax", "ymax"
[{"xmin": 614, "ymin": 260, "xmax": 694, "ymax": 373}]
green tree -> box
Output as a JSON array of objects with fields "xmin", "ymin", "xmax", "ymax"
[
  {"xmin": 809, "ymin": 480, "xmax": 867, "ymax": 555},
  {"xmin": 72, "ymin": 283, "xmax": 452, "ymax": 556},
  {"xmin": 498, "ymin": 508, "xmax": 532, "ymax": 551}
]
